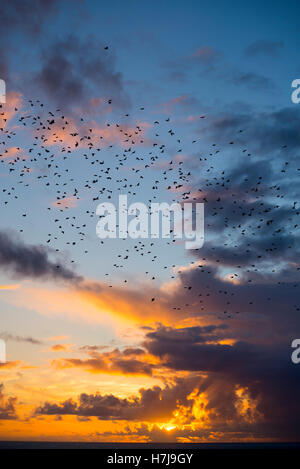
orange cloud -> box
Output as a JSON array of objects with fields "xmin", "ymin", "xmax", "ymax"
[
  {"xmin": 1, "ymin": 270, "xmax": 215, "ymax": 331},
  {"xmin": 158, "ymin": 95, "xmax": 187, "ymax": 114},
  {"xmin": 51, "ymin": 196, "xmax": 79, "ymax": 209},
  {"xmin": 0, "ymin": 361, "xmax": 21, "ymax": 369},
  {"xmin": 39, "ymin": 117, "xmax": 151, "ymax": 150},
  {"xmin": 77, "ymin": 280, "xmax": 177, "ymax": 326},
  {"xmin": 0, "ymin": 146, "xmax": 20, "ymax": 159},
  {"xmin": 51, "ymin": 346, "xmax": 158, "ymax": 376},
  {"xmin": 51, "ymin": 344, "xmax": 70, "ymax": 352},
  {"xmin": 45, "ymin": 335, "xmax": 70, "ymax": 342},
  {"xmin": 0, "ymin": 284, "xmax": 20, "ymax": 290}
]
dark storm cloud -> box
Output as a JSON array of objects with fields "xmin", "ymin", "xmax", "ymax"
[
  {"xmin": 0, "ymin": 0, "xmax": 60, "ymax": 78},
  {"xmin": 142, "ymin": 324, "xmax": 300, "ymax": 439},
  {"xmin": 173, "ymin": 263, "xmax": 300, "ymax": 319},
  {"xmin": 0, "ymin": 1, "xmax": 125, "ymax": 116},
  {"xmin": 143, "ymin": 325, "xmax": 290, "ymax": 375},
  {"xmin": 0, "ymin": 384, "xmax": 17, "ymax": 420},
  {"xmin": 143, "ymin": 324, "xmax": 228, "ymax": 345},
  {"xmin": 35, "ymin": 378, "xmax": 197, "ymax": 421},
  {"xmin": 183, "ymin": 109, "xmax": 300, "ymax": 278},
  {"xmin": 245, "ymin": 40, "xmax": 284, "ymax": 57},
  {"xmin": 197, "ymin": 232, "xmax": 300, "ymax": 269},
  {"xmin": 185, "ymin": 153, "xmax": 300, "ymax": 281},
  {"xmin": 200, "ymin": 107, "xmax": 300, "ymax": 154},
  {"xmin": 0, "ymin": 229, "xmax": 82, "ymax": 282},
  {"xmin": 34, "ymin": 35, "xmax": 129, "ymax": 111}
]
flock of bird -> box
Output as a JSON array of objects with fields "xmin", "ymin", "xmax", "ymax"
[{"xmin": 0, "ymin": 91, "xmax": 299, "ymax": 319}]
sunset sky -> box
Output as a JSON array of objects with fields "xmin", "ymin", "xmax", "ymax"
[{"xmin": 0, "ymin": 0, "xmax": 300, "ymax": 443}]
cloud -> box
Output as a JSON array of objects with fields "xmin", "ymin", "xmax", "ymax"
[
  {"xmin": 51, "ymin": 196, "xmax": 79, "ymax": 210},
  {"xmin": 203, "ymin": 107, "xmax": 300, "ymax": 154},
  {"xmin": 0, "ymin": 284, "xmax": 20, "ymax": 290},
  {"xmin": 162, "ymin": 46, "xmax": 222, "ymax": 83},
  {"xmin": 34, "ymin": 35, "xmax": 129, "ymax": 112},
  {"xmin": 143, "ymin": 325, "xmax": 280, "ymax": 374},
  {"xmin": 245, "ymin": 40, "xmax": 284, "ymax": 57},
  {"xmin": 230, "ymin": 71, "xmax": 274, "ymax": 91},
  {"xmin": 0, "ymin": 91, "xmax": 23, "ymax": 129},
  {"xmin": 191, "ymin": 46, "xmax": 221, "ymax": 63},
  {"xmin": 17, "ymin": 288, "xmax": 300, "ymax": 441},
  {"xmin": 51, "ymin": 344, "xmax": 69, "ymax": 352},
  {"xmin": 75, "ymin": 280, "xmax": 177, "ymax": 325},
  {"xmin": 158, "ymin": 96, "xmax": 188, "ymax": 114},
  {"xmin": 141, "ymin": 324, "xmax": 300, "ymax": 440},
  {"xmin": 0, "ymin": 229, "xmax": 82, "ymax": 283},
  {"xmin": 0, "ymin": 361, "xmax": 21, "ymax": 370},
  {"xmin": 37, "ymin": 114, "xmax": 151, "ymax": 152},
  {"xmin": 180, "ymin": 108, "xmax": 300, "ymax": 303},
  {"xmin": 0, "ymin": 0, "xmax": 60, "ymax": 79},
  {"xmin": 0, "ymin": 0, "xmax": 60, "ymax": 37},
  {"xmin": 34, "ymin": 378, "xmax": 197, "ymax": 422},
  {"xmin": 31, "ymin": 302, "xmax": 300, "ymax": 440},
  {"xmin": 52, "ymin": 346, "xmax": 154, "ymax": 376},
  {"xmin": 0, "ymin": 332, "xmax": 43, "ymax": 346}
]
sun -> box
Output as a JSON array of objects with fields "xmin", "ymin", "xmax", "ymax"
[{"xmin": 158, "ymin": 423, "xmax": 177, "ymax": 432}]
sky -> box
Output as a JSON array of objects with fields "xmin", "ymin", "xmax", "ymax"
[{"xmin": 0, "ymin": 0, "xmax": 300, "ymax": 442}]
